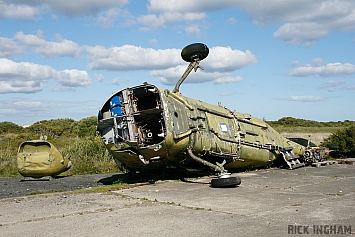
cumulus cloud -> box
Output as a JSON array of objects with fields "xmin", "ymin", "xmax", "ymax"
[
  {"xmin": 0, "ymin": 0, "xmax": 128, "ymax": 20},
  {"xmin": 273, "ymin": 22, "xmax": 329, "ymax": 45},
  {"xmin": 318, "ymin": 80, "xmax": 345, "ymax": 92},
  {"xmin": 53, "ymin": 69, "xmax": 91, "ymax": 87},
  {"xmin": 151, "ymin": 67, "xmax": 241, "ymax": 85},
  {"xmin": 0, "ymin": 37, "xmax": 25, "ymax": 58},
  {"xmin": 212, "ymin": 76, "xmax": 243, "ymax": 84},
  {"xmin": 112, "ymin": 77, "xmax": 120, "ymax": 85},
  {"xmin": 85, "ymin": 44, "xmax": 256, "ymax": 85},
  {"xmin": 227, "ymin": 17, "xmax": 237, "ymax": 24},
  {"xmin": 13, "ymin": 101, "xmax": 49, "ymax": 110},
  {"xmin": 45, "ymin": 0, "xmax": 128, "ymax": 17},
  {"xmin": 94, "ymin": 7, "xmax": 121, "ymax": 28},
  {"xmin": 0, "ymin": 100, "xmax": 50, "ymax": 118},
  {"xmin": 137, "ymin": 4, "xmax": 206, "ymax": 31},
  {"xmin": 203, "ymin": 46, "xmax": 257, "ymax": 72},
  {"xmin": 85, "ymin": 44, "xmax": 182, "ymax": 70},
  {"xmin": 14, "ymin": 31, "xmax": 81, "ymax": 58},
  {"xmin": 276, "ymin": 95, "xmax": 325, "ymax": 102},
  {"xmin": 288, "ymin": 58, "xmax": 355, "ymax": 77},
  {"xmin": 0, "ymin": 1, "xmax": 42, "ymax": 20},
  {"xmin": 149, "ymin": 39, "xmax": 158, "ymax": 45},
  {"xmin": 150, "ymin": 45, "xmax": 255, "ymax": 85},
  {"xmin": 0, "ymin": 59, "xmax": 91, "ymax": 93},
  {"xmin": 2, "ymin": 0, "xmax": 355, "ymax": 44},
  {"xmin": 0, "ymin": 80, "xmax": 44, "ymax": 94},
  {"xmin": 145, "ymin": 0, "xmax": 355, "ymax": 44},
  {"xmin": 184, "ymin": 24, "xmax": 201, "ymax": 37},
  {"xmin": 159, "ymin": 46, "xmax": 255, "ymax": 85},
  {"xmin": 94, "ymin": 73, "xmax": 105, "ymax": 82}
]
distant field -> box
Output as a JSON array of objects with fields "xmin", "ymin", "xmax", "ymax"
[
  {"xmin": 272, "ymin": 126, "xmax": 343, "ymax": 134},
  {"xmin": 280, "ymin": 132, "xmax": 331, "ymax": 146},
  {"xmin": 272, "ymin": 126, "xmax": 340, "ymax": 145}
]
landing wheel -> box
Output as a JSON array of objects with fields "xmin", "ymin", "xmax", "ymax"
[
  {"xmin": 211, "ymin": 176, "xmax": 241, "ymax": 188},
  {"xmin": 181, "ymin": 43, "xmax": 209, "ymax": 62}
]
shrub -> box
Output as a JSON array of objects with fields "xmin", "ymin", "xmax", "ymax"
[
  {"xmin": 60, "ymin": 136, "xmax": 118, "ymax": 175},
  {"xmin": 0, "ymin": 122, "xmax": 23, "ymax": 134},
  {"xmin": 321, "ymin": 125, "xmax": 355, "ymax": 158}
]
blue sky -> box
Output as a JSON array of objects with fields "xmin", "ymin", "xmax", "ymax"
[{"xmin": 0, "ymin": 0, "xmax": 354, "ymax": 126}]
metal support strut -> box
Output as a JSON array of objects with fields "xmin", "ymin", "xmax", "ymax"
[
  {"xmin": 172, "ymin": 60, "xmax": 203, "ymax": 93},
  {"xmin": 187, "ymin": 148, "xmax": 227, "ymax": 174}
]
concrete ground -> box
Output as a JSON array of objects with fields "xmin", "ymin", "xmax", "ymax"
[{"xmin": 1, "ymin": 164, "xmax": 354, "ymax": 237}]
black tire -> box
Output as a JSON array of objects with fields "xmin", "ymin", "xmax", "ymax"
[
  {"xmin": 210, "ymin": 176, "xmax": 241, "ymax": 188},
  {"xmin": 181, "ymin": 43, "xmax": 209, "ymax": 62}
]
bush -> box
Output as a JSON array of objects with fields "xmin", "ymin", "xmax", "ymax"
[
  {"xmin": 60, "ymin": 136, "xmax": 118, "ymax": 175},
  {"xmin": 28, "ymin": 118, "xmax": 76, "ymax": 138},
  {"xmin": 0, "ymin": 122, "xmax": 23, "ymax": 134},
  {"xmin": 321, "ymin": 125, "xmax": 355, "ymax": 158}
]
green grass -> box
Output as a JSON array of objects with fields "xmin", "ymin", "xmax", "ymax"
[
  {"xmin": 0, "ymin": 134, "xmax": 119, "ymax": 177},
  {"xmin": 0, "ymin": 122, "xmax": 350, "ymax": 178}
]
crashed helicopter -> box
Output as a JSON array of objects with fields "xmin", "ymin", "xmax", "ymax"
[{"xmin": 97, "ymin": 43, "xmax": 325, "ymax": 187}]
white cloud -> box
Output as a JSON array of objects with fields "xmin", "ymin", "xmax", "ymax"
[
  {"xmin": 273, "ymin": 22, "xmax": 329, "ymax": 45},
  {"xmin": 146, "ymin": 0, "xmax": 355, "ymax": 44},
  {"xmin": 83, "ymin": 44, "xmax": 256, "ymax": 85},
  {"xmin": 318, "ymin": 80, "xmax": 345, "ymax": 92},
  {"xmin": 94, "ymin": 73, "xmax": 105, "ymax": 82},
  {"xmin": 0, "ymin": 0, "xmax": 129, "ymax": 19},
  {"xmin": 227, "ymin": 17, "xmax": 237, "ymax": 24},
  {"xmin": 0, "ymin": 80, "xmax": 44, "ymax": 93},
  {"xmin": 184, "ymin": 25, "xmax": 201, "ymax": 37},
  {"xmin": 112, "ymin": 77, "xmax": 120, "ymax": 85},
  {"xmin": 0, "ymin": 100, "xmax": 50, "ymax": 117},
  {"xmin": 213, "ymin": 76, "xmax": 243, "ymax": 84},
  {"xmin": 0, "ymin": 59, "xmax": 91, "ymax": 93},
  {"xmin": 94, "ymin": 7, "xmax": 121, "ymax": 28},
  {"xmin": 277, "ymin": 95, "xmax": 325, "ymax": 102},
  {"xmin": 219, "ymin": 92, "xmax": 235, "ymax": 96},
  {"xmin": 83, "ymin": 45, "xmax": 257, "ymax": 85},
  {"xmin": 147, "ymin": 0, "xmax": 227, "ymax": 13},
  {"xmin": 54, "ymin": 69, "xmax": 91, "ymax": 87},
  {"xmin": 45, "ymin": 0, "xmax": 128, "ymax": 17},
  {"xmin": 149, "ymin": 39, "xmax": 158, "ymax": 45},
  {"xmin": 2, "ymin": 0, "xmax": 355, "ymax": 44},
  {"xmin": 0, "ymin": 37, "xmax": 24, "ymax": 58},
  {"xmin": 15, "ymin": 31, "xmax": 81, "ymax": 58},
  {"xmin": 204, "ymin": 46, "xmax": 257, "ymax": 72},
  {"xmin": 288, "ymin": 59, "xmax": 355, "ymax": 77},
  {"xmin": 13, "ymin": 101, "xmax": 47, "ymax": 110},
  {"xmin": 151, "ymin": 66, "xmax": 231, "ymax": 85},
  {"xmin": 137, "ymin": 14, "xmax": 166, "ymax": 29},
  {"xmin": 137, "ymin": 10, "xmax": 205, "ymax": 31},
  {"xmin": 85, "ymin": 44, "xmax": 182, "ymax": 70},
  {"xmin": 151, "ymin": 67, "xmax": 244, "ymax": 86},
  {"xmin": 0, "ymin": 58, "xmax": 53, "ymax": 81},
  {"xmin": 0, "ymin": 1, "xmax": 42, "ymax": 20}
]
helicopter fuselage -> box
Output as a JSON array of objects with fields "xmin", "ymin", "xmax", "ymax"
[{"xmin": 97, "ymin": 83, "xmax": 305, "ymax": 174}]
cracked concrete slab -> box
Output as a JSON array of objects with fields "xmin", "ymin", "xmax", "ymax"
[{"xmin": 1, "ymin": 164, "xmax": 354, "ymax": 236}]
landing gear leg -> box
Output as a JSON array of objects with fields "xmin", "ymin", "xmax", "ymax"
[{"xmin": 187, "ymin": 148, "xmax": 241, "ymax": 188}]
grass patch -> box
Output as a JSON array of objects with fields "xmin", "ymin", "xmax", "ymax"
[{"xmin": 0, "ymin": 134, "xmax": 119, "ymax": 178}]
